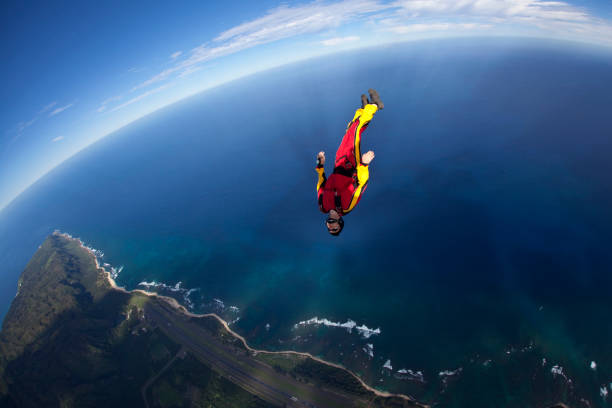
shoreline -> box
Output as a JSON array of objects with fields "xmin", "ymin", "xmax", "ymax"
[{"xmin": 55, "ymin": 231, "xmax": 426, "ymax": 407}]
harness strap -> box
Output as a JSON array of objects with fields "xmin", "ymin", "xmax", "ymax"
[
  {"xmin": 334, "ymin": 190, "xmax": 342, "ymax": 213},
  {"xmin": 333, "ymin": 165, "xmax": 354, "ymax": 177}
]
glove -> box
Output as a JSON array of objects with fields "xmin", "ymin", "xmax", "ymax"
[{"xmin": 317, "ymin": 151, "xmax": 325, "ymax": 167}]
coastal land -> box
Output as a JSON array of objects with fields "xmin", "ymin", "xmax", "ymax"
[{"xmin": 0, "ymin": 232, "xmax": 425, "ymax": 407}]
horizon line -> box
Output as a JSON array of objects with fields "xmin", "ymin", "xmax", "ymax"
[{"xmin": 2, "ymin": 34, "xmax": 611, "ymax": 214}]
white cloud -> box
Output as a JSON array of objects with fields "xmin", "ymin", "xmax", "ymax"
[
  {"xmin": 117, "ymin": 0, "xmax": 612, "ymax": 107},
  {"xmin": 321, "ymin": 35, "xmax": 360, "ymax": 46},
  {"xmin": 212, "ymin": 0, "xmax": 383, "ymax": 43},
  {"xmin": 101, "ymin": 96, "xmax": 121, "ymax": 105},
  {"xmin": 132, "ymin": 0, "xmax": 612, "ymax": 93},
  {"xmin": 108, "ymin": 84, "xmax": 171, "ymax": 113},
  {"xmin": 48, "ymin": 103, "xmax": 74, "ymax": 117},
  {"xmin": 9, "ymin": 101, "xmax": 64, "ymax": 136},
  {"xmin": 16, "ymin": 118, "xmax": 36, "ymax": 133},
  {"xmin": 390, "ymin": 0, "xmax": 589, "ymax": 21},
  {"xmin": 389, "ymin": 22, "xmax": 492, "ymax": 33},
  {"xmin": 523, "ymin": 15, "xmax": 612, "ymax": 41},
  {"xmin": 97, "ymin": 95, "xmax": 122, "ymax": 113},
  {"xmin": 380, "ymin": 0, "xmax": 612, "ymax": 45},
  {"xmin": 177, "ymin": 65, "xmax": 203, "ymax": 78},
  {"xmin": 39, "ymin": 101, "xmax": 57, "ymax": 114},
  {"xmin": 51, "ymin": 136, "xmax": 64, "ymax": 142},
  {"xmin": 132, "ymin": 0, "xmax": 389, "ymax": 91},
  {"xmin": 11, "ymin": 101, "xmax": 60, "ymax": 135}
]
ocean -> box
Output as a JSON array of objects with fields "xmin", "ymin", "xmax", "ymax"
[{"xmin": 1, "ymin": 38, "xmax": 612, "ymax": 407}]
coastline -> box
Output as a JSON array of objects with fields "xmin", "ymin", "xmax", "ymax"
[{"xmin": 55, "ymin": 231, "xmax": 426, "ymax": 407}]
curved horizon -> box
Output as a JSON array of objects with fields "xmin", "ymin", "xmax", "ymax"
[
  {"xmin": 2, "ymin": 33, "xmax": 612, "ymax": 214},
  {"xmin": 2, "ymin": 0, "xmax": 612, "ymax": 211},
  {"xmin": 2, "ymin": 28, "xmax": 612, "ymax": 405}
]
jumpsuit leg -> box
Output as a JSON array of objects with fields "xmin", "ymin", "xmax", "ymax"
[{"xmin": 334, "ymin": 104, "xmax": 378, "ymax": 170}]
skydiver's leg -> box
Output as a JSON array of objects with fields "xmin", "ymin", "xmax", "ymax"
[{"xmin": 334, "ymin": 103, "xmax": 378, "ymax": 170}]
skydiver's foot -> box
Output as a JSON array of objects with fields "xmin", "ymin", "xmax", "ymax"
[
  {"xmin": 368, "ymin": 88, "xmax": 384, "ymax": 109},
  {"xmin": 361, "ymin": 94, "xmax": 369, "ymax": 109}
]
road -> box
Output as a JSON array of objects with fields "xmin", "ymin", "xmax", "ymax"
[
  {"xmin": 145, "ymin": 301, "xmax": 371, "ymax": 408},
  {"xmin": 141, "ymin": 346, "xmax": 186, "ymax": 408}
]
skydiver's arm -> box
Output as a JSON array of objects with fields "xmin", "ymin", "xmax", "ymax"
[
  {"xmin": 356, "ymin": 150, "xmax": 373, "ymax": 187},
  {"xmin": 316, "ymin": 166, "xmax": 326, "ymax": 192},
  {"xmin": 316, "ymin": 151, "xmax": 326, "ymax": 192},
  {"xmin": 345, "ymin": 164, "xmax": 369, "ymax": 213}
]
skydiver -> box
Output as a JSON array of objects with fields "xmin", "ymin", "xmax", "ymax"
[{"xmin": 315, "ymin": 89, "xmax": 384, "ymax": 236}]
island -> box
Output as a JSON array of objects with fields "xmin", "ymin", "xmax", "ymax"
[{"xmin": 0, "ymin": 232, "xmax": 427, "ymax": 407}]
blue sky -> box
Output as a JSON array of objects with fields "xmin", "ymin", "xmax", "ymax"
[{"xmin": 2, "ymin": 0, "xmax": 612, "ymax": 211}]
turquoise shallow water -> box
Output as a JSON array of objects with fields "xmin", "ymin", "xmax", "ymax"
[{"xmin": 2, "ymin": 38, "xmax": 612, "ymax": 407}]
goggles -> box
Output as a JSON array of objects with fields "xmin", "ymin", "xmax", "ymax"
[{"xmin": 325, "ymin": 217, "xmax": 344, "ymax": 228}]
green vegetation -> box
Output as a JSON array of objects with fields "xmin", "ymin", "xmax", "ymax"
[
  {"xmin": 292, "ymin": 357, "xmax": 371, "ymax": 398},
  {"xmin": 255, "ymin": 352, "xmax": 306, "ymax": 373},
  {"xmin": 0, "ymin": 234, "xmax": 110, "ymax": 364},
  {"xmin": 189, "ymin": 315, "xmax": 248, "ymax": 351},
  {"xmin": 148, "ymin": 354, "xmax": 274, "ymax": 408},
  {"xmin": 0, "ymin": 234, "xmax": 181, "ymax": 407},
  {"xmin": 0, "ymin": 233, "xmax": 427, "ymax": 408},
  {"xmin": 128, "ymin": 292, "xmax": 151, "ymax": 310},
  {"xmin": 0, "ymin": 233, "xmax": 262, "ymax": 407}
]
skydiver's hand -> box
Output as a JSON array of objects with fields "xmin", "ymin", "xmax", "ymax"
[
  {"xmin": 317, "ymin": 151, "xmax": 325, "ymax": 167},
  {"xmin": 362, "ymin": 150, "xmax": 375, "ymax": 165}
]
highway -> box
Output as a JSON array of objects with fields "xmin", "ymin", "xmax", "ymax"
[{"xmin": 145, "ymin": 301, "xmax": 370, "ymax": 408}]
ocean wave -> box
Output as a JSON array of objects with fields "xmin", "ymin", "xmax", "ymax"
[
  {"xmin": 395, "ymin": 369, "xmax": 425, "ymax": 383},
  {"xmin": 136, "ymin": 280, "xmax": 242, "ymax": 319},
  {"xmin": 356, "ymin": 324, "xmax": 381, "ymax": 339},
  {"xmin": 58, "ymin": 232, "xmax": 99, "ymax": 258},
  {"xmin": 294, "ymin": 317, "xmax": 356, "ymax": 331},
  {"xmin": 505, "ymin": 341, "xmax": 535, "ymax": 356},
  {"xmin": 439, "ymin": 368, "xmax": 462, "ymax": 377},
  {"xmin": 59, "ymin": 232, "xmax": 125, "ymax": 283},
  {"xmin": 209, "ymin": 298, "xmax": 240, "ymax": 313},
  {"xmin": 60, "ymin": 232, "xmax": 239, "ymax": 320},
  {"xmin": 66, "ymin": 232, "xmax": 125, "ymax": 285},
  {"xmin": 383, "ymin": 359, "xmax": 393, "ymax": 371},
  {"xmin": 293, "ymin": 316, "xmax": 381, "ymax": 339},
  {"xmin": 139, "ymin": 281, "xmax": 187, "ymax": 292},
  {"xmin": 549, "ymin": 363, "xmax": 577, "ymax": 392},
  {"xmin": 550, "ymin": 364, "xmax": 570, "ymax": 383},
  {"xmin": 439, "ymin": 367, "xmax": 463, "ymax": 387},
  {"xmin": 82, "ymin": 243, "xmax": 104, "ymax": 258},
  {"xmin": 363, "ymin": 343, "xmax": 374, "ymax": 358},
  {"xmin": 109, "ymin": 265, "xmax": 123, "ymax": 280},
  {"xmin": 138, "ymin": 281, "xmax": 200, "ymax": 311},
  {"xmin": 550, "ymin": 365, "xmax": 563, "ymax": 376}
]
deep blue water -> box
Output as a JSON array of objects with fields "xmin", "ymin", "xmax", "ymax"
[{"xmin": 2, "ymin": 38, "xmax": 612, "ymax": 407}]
